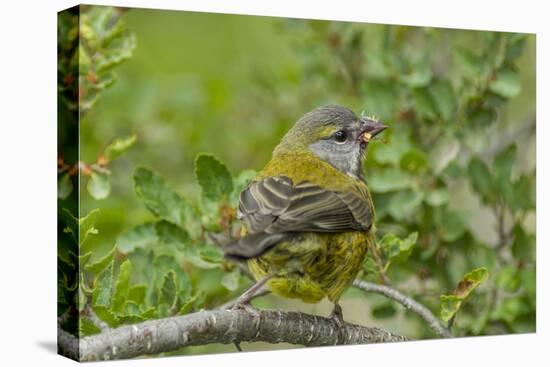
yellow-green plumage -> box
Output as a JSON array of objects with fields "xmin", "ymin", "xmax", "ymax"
[
  {"xmin": 249, "ymin": 231, "xmax": 372, "ymax": 303},
  {"xmin": 248, "ymin": 151, "xmax": 375, "ymax": 303}
]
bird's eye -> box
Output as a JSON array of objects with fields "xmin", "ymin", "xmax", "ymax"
[{"xmin": 333, "ymin": 130, "xmax": 347, "ymax": 143}]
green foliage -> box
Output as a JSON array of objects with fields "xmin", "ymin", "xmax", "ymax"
[
  {"xmin": 58, "ymin": 5, "xmax": 136, "ymax": 202},
  {"xmin": 440, "ymin": 267, "xmax": 489, "ymax": 323},
  {"xmin": 133, "ymin": 167, "xmax": 200, "ymax": 237},
  {"xmin": 379, "ymin": 232, "xmax": 418, "ymax": 271},
  {"xmin": 78, "ymin": 6, "xmax": 136, "ymax": 113},
  {"xmin": 104, "ymin": 134, "xmax": 137, "ymax": 161},
  {"xmin": 87, "ymin": 172, "xmax": 111, "ymax": 200},
  {"xmin": 58, "ymin": 172, "xmax": 73, "ymax": 199},
  {"xmin": 84, "ymin": 243, "xmax": 116, "ymax": 275},
  {"xmin": 195, "ymin": 153, "xmax": 234, "ymax": 202}
]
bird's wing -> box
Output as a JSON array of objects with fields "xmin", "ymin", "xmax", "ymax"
[{"xmin": 225, "ymin": 176, "xmax": 372, "ymax": 259}]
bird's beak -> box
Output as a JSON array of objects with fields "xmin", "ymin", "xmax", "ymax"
[{"xmin": 361, "ymin": 119, "xmax": 388, "ymax": 142}]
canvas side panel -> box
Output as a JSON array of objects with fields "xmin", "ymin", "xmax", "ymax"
[{"xmin": 57, "ymin": 4, "xmax": 80, "ymax": 362}]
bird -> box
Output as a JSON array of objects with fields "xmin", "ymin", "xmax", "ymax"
[{"xmin": 224, "ymin": 105, "xmax": 387, "ymax": 325}]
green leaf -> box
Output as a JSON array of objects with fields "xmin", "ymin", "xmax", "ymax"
[
  {"xmin": 430, "ymin": 79, "xmax": 456, "ymax": 121},
  {"xmin": 455, "ymin": 48, "xmax": 483, "ymax": 77},
  {"xmin": 437, "ymin": 208, "xmax": 467, "ymax": 242},
  {"xmin": 85, "ymin": 243, "xmax": 117, "ymax": 275},
  {"xmin": 440, "ymin": 295, "xmax": 462, "ymax": 323},
  {"xmin": 490, "ymin": 67, "xmax": 521, "ymax": 98},
  {"xmin": 119, "ymin": 301, "xmax": 146, "ymax": 323},
  {"xmin": 117, "ymin": 222, "xmax": 158, "ymax": 254},
  {"xmin": 221, "ymin": 268, "xmax": 241, "ymax": 291},
  {"xmin": 387, "ymin": 190, "xmax": 424, "ymax": 221},
  {"xmin": 92, "ymin": 305, "xmax": 119, "ymax": 327},
  {"xmin": 63, "ymin": 208, "xmax": 100, "ymax": 246},
  {"xmin": 79, "ymin": 318, "xmax": 101, "ymax": 337},
  {"xmin": 362, "ymin": 79, "xmax": 399, "ymax": 121},
  {"xmin": 195, "ymin": 153, "xmax": 234, "ymax": 201},
  {"xmin": 87, "ymin": 172, "xmax": 111, "ymax": 200},
  {"xmin": 425, "ymin": 189, "xmax": 450, "ymax": 207},
  {"xmin": 92, "ymin": 260, "xmax": 114, "ymax": 308},
  {"xmin": 441, "ymin": 161, "xmax": 463, "ymax": 179},
  {"xmin": 155, "ymin": 220, "xmax": 189, "ymax": 248},
  {"xmin": 80, "ymin": 208, "xmax": 100, "ymax": 246},
  {"xmin": 491, "ymin": 297, "xmax": 526, "ymax": 324},
  {"xmin": 379, "ymin": 232, "xmax": 417, "ymax": 269},
  {"xmin": 178, "ymin": 292, "xmax": 203, "ymax": 315},
  {"xmin": 152, "ymin": 254, "xmax": 192, "ymax": 303},
  {"xmin": 369, "ymin": 169, "xmax": 416, "ymax": 193},
  {"xmin": 510, "ymin": 174, "xmax": 535, "ymax": 211},
  {"xmin": 401, "ymin": 63, "xmax": 432, "ymax": 88},
  {"xmin": 58, "ymin": 172, "xmax": 73, "ymax": 199},
  {"xmin": 456, "ymin": 267, "xmax": 489, "ymax": 297},
  {"xmin": 400, "ymin": 149, "xmax": 428, "ymax": 173},
  {"xmin": 373, "ymin": 128, "xmax": 412, "ymax": 165},
  {"xmin": 140, "ymin": 307, "xmax": 157, "ymax": 320},
  {"xmin": 495, "ymin": 265, "xmax": 520, "ymax": 292},
  {"xmin": 440, "ymin": 267, "xmax": 489, "ymax": 322},
  {"xmin": 112, "ymin": 259, "xmax": 132, "ymax": 313},
  {"xmin": 511, "ymin": 224, "xmax": 535, "ymax": 262},
  {"xmin": 412, "ymin": 87, "xmax": 437, "ymax": 120},
  {"xmin": 160, "ymin": 270, "xmax": 178, "ymax": 308},
  {"xmin": 520, "ymin": 267, "xmax": 536, "ymax": 302},
  {"xmin": 104, "ymin": 134, "xmax": 137, "ymax": 161},
  {"xmin": 133, "ymin": 167, "xmax": 200, "ymax": 238},
  {"xmin": 470, "ymin": 106, "xmax": 497, "ymax": 126},
  {"xmin": 468, "ymin": 158, "xmax": 494, "ymax": 203},
  {"xmin": 185, "ymin": 245, "xmax": 224, "ymax": 269},
  {"xmin": 128, "ymin": 284, "xmax": 147, "ymax": 304},
  {"xmin": 505, "ymin": 34, "xmax": 527, "ymax": 60}
]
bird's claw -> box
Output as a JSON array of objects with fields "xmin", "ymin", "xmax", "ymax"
[{"xmin": 329, "ymin": 303, "xmax": 345, "ymax": 328}]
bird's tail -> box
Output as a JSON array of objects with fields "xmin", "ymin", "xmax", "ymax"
[{"xmin": 223, "ymin": 231, "xmax": 293, "ymax": 261}]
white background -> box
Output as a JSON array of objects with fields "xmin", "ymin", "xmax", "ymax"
[{"xmin": 0, "ymin": 0, "xmax": 546, "ymax": 365}]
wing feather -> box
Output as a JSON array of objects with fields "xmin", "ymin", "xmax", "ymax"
[{"xmin": 225, "ymin": 175, "xmax": 372, "ymax": 260}]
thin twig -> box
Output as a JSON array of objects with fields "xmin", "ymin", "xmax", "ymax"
[
  {"xmin": 219, "ymin": 288, "xmax": 271, "ymax": 310},
  {"xmin": 353, "ymin": 279, "xmax": 452, "ymax": 338}
]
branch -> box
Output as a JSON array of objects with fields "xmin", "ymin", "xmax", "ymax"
[
  {"xmin": 58, "ymin": 309, "xmax": 406, "ymax": 361},
  {"xmin": 353, "ymin": 279, "xmax": 452, "ymax": 338}
]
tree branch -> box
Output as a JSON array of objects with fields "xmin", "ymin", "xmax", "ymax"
[
  {"xmin": 58, "ymin": 308, "xmax": 406, "ymax": 361},
  {"xmin": 353, "ymin": 279, "xmax": 452, "ymax": 338}
]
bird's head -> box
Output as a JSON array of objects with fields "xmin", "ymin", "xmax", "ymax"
[{"xmin": 274, "ymin": 105, "xmax": 387, "ymax": 179}]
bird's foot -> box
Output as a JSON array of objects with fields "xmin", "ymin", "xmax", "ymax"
[
  {"xmin": 231, "ymin": 301, "xmax": 260, "ymax": 352},
  {"xmin": 329, "ymin": 303, "xmax": 345, "ymax": 328}
]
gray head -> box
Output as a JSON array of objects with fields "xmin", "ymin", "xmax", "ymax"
[{"xmin": 274, "ymin": 105, "xmax": 387, "ymax": 179}]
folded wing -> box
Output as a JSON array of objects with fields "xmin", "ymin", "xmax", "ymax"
[{"xmin": 224, "ymin": 176, "xmax": 373, "ymax": 260}]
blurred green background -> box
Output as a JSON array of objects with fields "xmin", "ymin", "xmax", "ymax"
[{"xmin": 67, "ymin": 5, "xmax": 535, "ymax": 356}]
